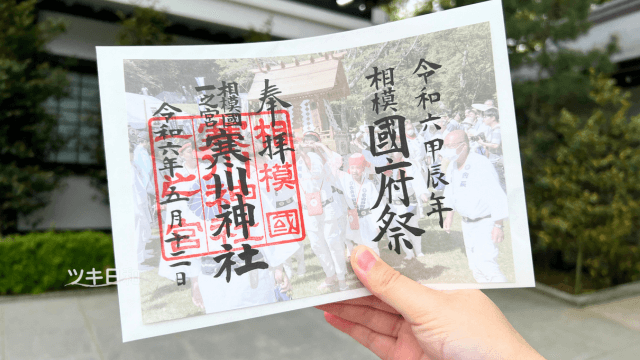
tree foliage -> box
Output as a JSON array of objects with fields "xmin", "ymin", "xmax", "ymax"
[
  {"xmin": 337, "ymin": 22, "xmax": 496, "ymax": 129},
  {"xmin": 115, "ymin": 3, "xmax": 175, "ymax": 46},
  {"xmin": 386, "ymin": 0, "xmax": 640, "ymax": 291},
  {"xmin": 0, "ymin": 0, "xmax": 67, "ymax": 235},
  {"xmin": 88, "ymin": 3, "xmax": 177, "ymax": 203},
  {"xmin": 531, "ymin": 70, "xmax": 640, "ymax": 289}
]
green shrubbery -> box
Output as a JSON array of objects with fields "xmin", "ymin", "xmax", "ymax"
[
  {"xmin": 528, "ymin": 71, "xmax": 640, "ymax": 292},
  {"xmin": 0, "ymin": 231, "xmax": 114, "ymax": 295}
]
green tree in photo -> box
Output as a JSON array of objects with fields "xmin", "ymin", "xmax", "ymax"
[
  {"xmin": 0, "ymin": 0, "xmax": 68, "ymax": 235},
  {"xmin": 339, "ymin": 22, "xmax": 496, "ymax": 128}
]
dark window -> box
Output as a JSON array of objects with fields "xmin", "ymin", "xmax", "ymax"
[{"xmin": 45, "ymin": 72, "xmax": 101, "ymax": 164}]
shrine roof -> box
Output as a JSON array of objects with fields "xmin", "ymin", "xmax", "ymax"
[{"xmin": 247, "ymin": 53, "xmax": 348, "ymax": 101}]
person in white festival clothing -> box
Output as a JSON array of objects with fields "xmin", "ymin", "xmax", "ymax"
[
  {"xmin": 477, "ymin": 107, "xmax": 506, "ymax": 192},
  {"xmin": 156, "ymin": 141, "xmax": 203, "ymax": 307},
  {"xmin": 403, "ymin": 120, "xmax": 428, "ymax": 177},
  {"xmin": 403, "ymin": 118, "xmax": 432, "ymax": 218},
  {"xmin": 314, "ymin": 142, "xmax": 378, "ymax": 258},
  {"xmin": 311, "ymin": 140, "xmax": 351, "ymax": 261},
  {"xmin": 296, "ymin": 131, "xmax": 349, "ymax": 291},
  {"xmin": 385, "ymin": 151, "xmax": 431, "ymax": 259},
  {"xmin": 131, "ymin": 131, "xmax": 154, "ymax": 268},
  {"xmin": 192, "ymin": 147, "xmax": 293, "ymax": 313},
  {"xmin": 328, "ymin": 151, "xmax": 385, "ymax": 257},
  {"xmin": 253, "ymin": 151, "xmax": 304, "ymax": 283},
  {"xmin": 442, "ymin": 130, "xmax": 508, "ymax": 283}
]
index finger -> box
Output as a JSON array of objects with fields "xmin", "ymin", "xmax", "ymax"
[{"xmin": 351, "ymin": 246, "xmax": 446, "ymax": 325}]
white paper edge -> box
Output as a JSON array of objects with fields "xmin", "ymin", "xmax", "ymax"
[{"xmin": 96, "ymin": 0, "xmax": 534, "ymax": 342}]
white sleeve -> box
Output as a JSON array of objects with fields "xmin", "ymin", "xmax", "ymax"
[
  {"xmin": 335, "ymin": 169, "xmax": 349, "ymax": 193},
  {"xmin": 307, "ymin": 153, "xmax": 324, "ymax": 180},
  {"xmin": 261, "ymin": 242, "xmax": 301, "ymax": 268},
  {"xmin": 442, "ymin": 162, "xmax": 455, "ymax": 210},
  {"xmin": 362, "ymin": 149, "xmax": 388, "ymax": 168},
  {"xmin": 416, "ymin": 135, "xmax": 428, "ymax": 160},
  {"xmin": 482, "ymin": 161, "xmax": 508, "ymax": 221},
  {"xmin": 370, "ymin": 189, "xmax": 386, "ymax": 221},
  {"xmin": 490, "ymin": 128, "xmax": 502, "ymax": 146},
  {"xmin": 325, "ymin": 149, "xmax": 344, "ymax": 175},
  {"xmin": 409, "ymin": 165, "xmax": 429, "ymax": 199}
]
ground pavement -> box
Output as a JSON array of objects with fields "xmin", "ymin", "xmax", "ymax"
[{"xmin": 0, "ymin": 287, "xmax": 639, "ymax": 360}]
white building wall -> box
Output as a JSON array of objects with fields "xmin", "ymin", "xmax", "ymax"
[
  {"xmin": 94, "ymin": 0, "xmax": 372, "ymax": 38},
  {"xmin": 512, "ymin": 1, "xmax": 640, "ymax": 81},
  {"xmin": 565, "ymin": 8, "xmax": 640, "ymax": 62},
  {"xmin": 27, "ymin": 1, "xmax": 373, "ymax": 231},
  {"xmin": 42, "ymin": 11, "xmax": 208, "ymax": 61}
]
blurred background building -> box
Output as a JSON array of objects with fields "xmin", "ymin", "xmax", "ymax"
[
  {"xmin": 19, "ymin": 0, "xmax": 388, "ymax": 231},
  {"xmin": 19, "ymin": 0, "xmax": 640, "ymax": 232}
]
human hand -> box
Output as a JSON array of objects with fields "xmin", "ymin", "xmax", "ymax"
[
  {"xmin": 420, "ymin": 193, "xmax": 429, "ymax": 203},
  {"xmin": 274, "ymin": 267, "xmax": 291, "ymax": 292},
  {"xmin": 492, "ymin": 226, "xmax": 504, "ymax": 244},
  {"xmin": 317, "ymin": 246, "xmax": 545, "ymax": 360}
]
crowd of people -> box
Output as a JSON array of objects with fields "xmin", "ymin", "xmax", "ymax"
[
  {"xmin": 293, "ymin": 97, "xmax": 509, "ymax": 287},
  {"xmin": 128, "ymin": 97, "xmax": 510, "ymax": 318}
]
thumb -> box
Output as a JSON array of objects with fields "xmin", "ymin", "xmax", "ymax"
[{"xmin": 351, "ymin": 245, "xmax": 444, "ymax": 324}]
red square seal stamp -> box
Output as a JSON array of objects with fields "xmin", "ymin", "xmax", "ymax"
[{"xmin": 266, "ymin": 209, "xmax": 301, "ymax": 237}]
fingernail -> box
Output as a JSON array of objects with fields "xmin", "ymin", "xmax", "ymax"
[
  {"xmin": 356, "ymin": 248, "xmax": 376, "ymax": 273},
  {"xmin": 324, "ymin": 312, "xmax": 354, "ymax": 331}
]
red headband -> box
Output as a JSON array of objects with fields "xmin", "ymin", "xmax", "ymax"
[{"xmin": 348, "ymin": 153, "xmax": 368, "ymax": 168}]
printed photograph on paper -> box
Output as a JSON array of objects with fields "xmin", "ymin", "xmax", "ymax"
[{"xmin": 123, "ymin": 21, "xmax": 520, "ymax": 324}]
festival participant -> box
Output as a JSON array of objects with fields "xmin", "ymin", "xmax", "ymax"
[
  {"xmin": 132, "ymin": 131, "xmax": 154, "ymax": 268},
  {"xmin": 194, "ymin": 149, "xmax": 292, "ymax": 313},
  {"xmin": 328, "ymin": 152, "xmax": 385, "ymax": 256},
  {"xmin": 440, "ymin": 111, "xmax": 461, "ymax": 139},
  {"xmin": 157, "ymin": 142, "xmax": 202, "ymax": 281},
  {"xmin": 462, "ymin": 108, "xmax": 490, "ymax": 154},
  {"xmin": 402, "ymin": 119, "xmax": 431, "ymax": 217},
  {"xmin": 441, "ymin": 130, "xmax": 508, "ymax": 283},
  {"xmin": 154, "ymin": 141, "xmax": 205, "ymax": 308},
  {"xmin": 296, "ymin": 131, "xmax": 349, "ymax": 291},
  {"xmin": 312, "ymin": 141, "xmax": 359, "ymax": 261},
  {"xmin": 254, "ymin": 151, "xmax": 306, "ymax": 281},
  {"xmin": 477, "ymin": 107, "xmax": 505, "ymax": 191},
  {"xmin": 352, "ymin": 124, "xmax": 370, "ymax": 151},
  {"xmin": 195, "ymin": 246, "xmax": 280, "ymax": 314},
  {"xmin": 404, "ymin": 119, "xmax": 428, "ymax": 172},
  {"xmin": 386, "ymin": 151, "xmax": 430, "ymax": 259},
  {"xmin": 453, "ymin": 111, "xmax": 462, "ymax": 124},
  {"xmin": 471, "ymin": 108, "xmax": 490, "ymax": 136}
]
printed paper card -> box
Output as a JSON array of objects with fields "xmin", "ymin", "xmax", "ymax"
[{"xmin": 96, "ymin": 0, "xmax": 535, "ymax": 341}]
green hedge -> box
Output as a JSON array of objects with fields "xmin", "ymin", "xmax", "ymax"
[{"xmin": 0, "ymin": 231, "xmax": 115, "ymax": 295}]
